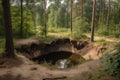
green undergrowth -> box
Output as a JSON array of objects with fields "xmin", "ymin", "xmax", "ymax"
[
  {"xmin": 96, "ymin": 31, "xmax": 120, "ymax": 39},
  {"xmin": 71, "ymin": 32, "xmax": 89, "ymax": 40},
  {"xmin": 101, "ymin": 42, "xmax": 120, "ymax": 77},
  {"xmin": 37, "ymin": 27, "xmax": 89, "ymax": 42},
  {"xmin": 94, "ymin": 39, "xmax": 110, "ymax": 45},
  {"xmin": 48, "ymin": 27, "xmax": 70, "ymax": 33}
]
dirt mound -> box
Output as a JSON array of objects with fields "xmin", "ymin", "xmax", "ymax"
[{"xmin": 80, "ymin": 44, "xmax": 108, "ymax": 60}]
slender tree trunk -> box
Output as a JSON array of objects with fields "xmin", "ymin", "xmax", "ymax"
[
  {"xmin": 66, "ymin": 0, "xmax": 69, "ymax": 28},
  {"xmin": 70, "ymin": 0, "xmax": 73, "ymax": 33},
  {"xmin": 90, "ymin": 0, "xmax": 96, "ymax": 42},
  {"xmin": 44, "ymin": 0, "xmax": 47, "ymax": 37},
  {"xmin": 80, "ymin": 0, "xmax": 84, "ymax": 19},
  {"xmin": 107, "ymin": 0, "xmax": 110, "ymax": 35},
  {"xmin": 33, "ymin": 0, "xmax": 37, "ymax": 31},
  {"xmin": 2, "ymin": 0, "xmax": 15, "ymax": 57},
  {"xmin": 98, "ymin": 0, "xmax": 103, "ymax": 24},
  {"xmin": 26, "ymin": 0, "xmax": 29, "ymax": 5},
  {"xmin": 66, "ymin": 12, "xmax": 69, "ymax": 28},
  {"xmin": 79, "ymin": 0, "xmax": 84, "ymax": 28},
  {"xmin": 101, "ymin": 0, "xmax": 104, "ymax": 23},
  {"xmin": 20, "ymin": 0, "xmax": 23, "ymax": 37}
]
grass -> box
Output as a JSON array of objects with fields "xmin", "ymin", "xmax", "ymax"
[
  {"xmin": 95, "ymin": 32, "xmax": 120, "ymax": 40},
  {"xmin": 38, "ymin": 28, "xmax": 71, "ymax": 42},
  {"xmin": 38, "ymin": 27, "xmax": 89, "ymax": 42},
  {"xmin": 38, "ymin": 32, "xmax": 70, "ymax": 43},
  {"xmin": 48, "ymin": 27, "xmax": 70, "ymax": 33},
  {"xmin": 94, "ymin": 39, "xmax": 110, "ymax": 45},
  {"xmin": 47, "ymin": 27, "xmax": 71, "ymax": 39},
  {"xmin": 48, "ymin": 32, "xmax": 71, "ymax": 38}
]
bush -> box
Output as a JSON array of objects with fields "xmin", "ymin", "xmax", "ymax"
[
  {"xmin": 102, "ymin": 43, "xmax": 120, "ymax": 76},
  {"xmin": 71, "ymin": 32, "xmax": 87, "ymax": 40},
  {"xmin": 72, "ymin": 18, "xmax": 89, "ymax": 40},
  {"xmin": 73, "ymin": 18, "xmax": 90, "ymax": 33},
  {"xmin": 97, "ymin": 24, "xmax": 109, "ymax": 36}
]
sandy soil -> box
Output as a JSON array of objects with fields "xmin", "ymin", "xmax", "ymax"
[{"xmin": 0, "ymin": 54, "xmax": 102, "ymax": 80}]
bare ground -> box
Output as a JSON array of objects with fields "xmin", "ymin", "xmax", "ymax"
[
  {"xmin": 0, "ymin": 36, "xmax": 118, "ymax": 80},
  {"xmin": 0, "ymin": 54, "xmax": 102, "ymax": 80}
]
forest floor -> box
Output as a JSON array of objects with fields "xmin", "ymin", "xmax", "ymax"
[
  {"xmin": 0, "ymin": 32, "xmax": 120, "ymax": 80},
  {"xmin": 0, "ymin": 54, "xmax": 102, "ymax": 80},
  {"xmin": 85, "ymin": 34, "xmax": 120, "ymax": 43}
]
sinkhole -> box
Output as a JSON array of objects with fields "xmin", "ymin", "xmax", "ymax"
[
  {"xmin": 32, "ymin": 51, "xmax": 85, "ymax": 69},
  {"xmin": 15, "ymin": 38, "xmax": 89, "ymax": 69}
]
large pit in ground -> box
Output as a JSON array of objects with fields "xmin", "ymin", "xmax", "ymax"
[
  {"xmin": 15, "ymin": 38, "xmax": 90, "ymax": 69},
  {"xmin": 33, "ymin": 51, "xmax": 85, "ymax": 69}
]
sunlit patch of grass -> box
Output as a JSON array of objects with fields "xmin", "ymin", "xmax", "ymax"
[
  {"xmin": 48, "ymin": 32, "xmax": 71, "ymax": 38},
  {"xmin": 94, "ymin": 39, "xmax": 110, "ymax": 45},
  {"xmin": 38, "ymin": 28, "xmax": 71, "ymax": 42},
  {"xmin": 38, "ymin": 27, "xmax": 89, "ymax": 42},
  {"xmin": 48, "ymin": 27, "xmax": 71, "ymax": 38},
  {"xmin": 48, "ymin": 27, "xmax": 70, "ymax": 33}
]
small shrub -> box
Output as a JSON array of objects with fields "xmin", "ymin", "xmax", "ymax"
[
  {"xmin": 97, "ymin": 24, "xmax": 108, "ymax": 36},
  {"xmin": 71, "ymin": 32, "xmax": 88, "ymax": 40}
]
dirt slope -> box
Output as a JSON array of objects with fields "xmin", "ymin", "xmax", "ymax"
[{"xmin": 0, "ymin": 54, "xmax": 102, "ymax": 80}]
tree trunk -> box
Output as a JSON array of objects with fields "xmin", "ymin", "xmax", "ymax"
[
  {"xmin": 80, "ymin": 0, "xmax": 84, "ymax": 19},
  {"xmin": 44, "ymin": 0, "xmax": 47, "ymax": 37},
  {"xmin": 70, "ymin": 0, "xmax": 73, "ymax": 33},
  {"xmin": 101, "ymin": 0, "xmax": 104, "ymax": 23},
  {"xmin": 107, "ymin": 0, "xmax": 110, "ymax": 35},
  {"xmin": 66, "ymin": 12, "xmax": 69, "ymax": 28},
  {"xmin": 98, "ymin": 0, "xmax": 103, "ymax": 24},
  {"xmin": 20, "ymin": 0, "xmax": 23, "ymax": 37},
  {"xmin": 90, "ymin": 0, "xmax": 96, "ymax": 42},
  {"xmin": 33, "ymin": 0, "xmax": 37, "ymax": 31},
  {"xmin": 2, "ymin": 0, "xmax": 15, "ymax": 57}
]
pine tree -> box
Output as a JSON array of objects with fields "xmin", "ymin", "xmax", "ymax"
[
  {"xmin": 91, "ymin": 0, "xmax": 96, "ymax": 42},
  {"xmin": 2, "ymin": 0, "xmax": 15, "ymax": 57}
]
